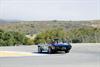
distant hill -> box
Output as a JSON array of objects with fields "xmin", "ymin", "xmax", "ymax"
[
  {"xmin": 0, "ymin": 20, "xmax": 100, "ymax": 34},
  {"xmin": 0, "ymin": 19, "xmax": 7, "ymax": 23},
  {"xmin": 0, "ymin": 19, "xmax": 20, "ymax": 24}
]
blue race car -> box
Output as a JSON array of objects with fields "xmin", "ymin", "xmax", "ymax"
[{"xmin": 38, "ymin": 39, "xmax": 72, "ymax": 54}]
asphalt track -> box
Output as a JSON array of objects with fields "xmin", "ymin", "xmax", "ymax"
[{"xmin": 0, "ymin": 43, "xmax": 100, "ymax": 67}]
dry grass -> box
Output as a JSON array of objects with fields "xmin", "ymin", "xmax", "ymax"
[{"xmin": 0, "ymin": 20, "xmax": 100, "ymax": 34}]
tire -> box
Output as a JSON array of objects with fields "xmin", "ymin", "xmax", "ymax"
[
  {"xmin": 65, "ymin": 50, "xmax": 69, "ymax": 53},
  {"xmin": 53, "ymin": 50, "xmax": 56, "ymax": 53},
  {"xmin": 48, "ymin": 47, "xmax": 52, "ymax": 54},
  {"xmin": 38, "ymin": 47, "xmax": 42, "ymax": 53}
]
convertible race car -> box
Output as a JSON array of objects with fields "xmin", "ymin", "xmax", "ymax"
[{"xmin": 38, "ymin": 39, "xmax": 72, "ymax": 54}]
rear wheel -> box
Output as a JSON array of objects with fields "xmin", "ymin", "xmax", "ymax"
[{"xmin": 38, "ymin": 47, "xmax": 42, "ymax": 53}]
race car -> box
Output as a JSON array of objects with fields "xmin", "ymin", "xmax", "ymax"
[{"xmin": 38, "ymin": 38, "xmax": 72, "ymax": 54}]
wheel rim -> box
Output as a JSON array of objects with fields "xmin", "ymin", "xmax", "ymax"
[
  {"xmin": 48, "ymin": 48, "xmax": 51, "ymax": 53},
  {"xmin": 38, "ymin": 47, "xmax": 42, "ymax": 53}
]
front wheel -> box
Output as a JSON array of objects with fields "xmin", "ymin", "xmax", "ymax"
[
  {"xmin": 48, "ymin": 47, "xmax": 52, "ymax": 54},
  {"xmin": 38, "ymin": 47, "xmax": 42, "ymax": 53}
]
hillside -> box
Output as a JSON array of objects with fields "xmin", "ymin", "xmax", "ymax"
[{"xmin": 0, "ymin": 20, "xmax": 100, "ymax": 34}]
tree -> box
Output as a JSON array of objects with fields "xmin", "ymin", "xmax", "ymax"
[
  {"xmin": 34, "ymin": 28, "xmax": 67, "ymax": 44},
  {"xmin": 0, "ymin": 29, "xmax": 27, "ymax": 46}
]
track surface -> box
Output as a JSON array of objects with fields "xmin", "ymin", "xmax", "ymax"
[{"xmin": 0, "ymin": 43, "xmax": 100, "ymax": 67}]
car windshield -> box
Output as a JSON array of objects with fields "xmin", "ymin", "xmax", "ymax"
[{"xmin": 53, "ymin": 38, "xmax": 67, "ymax": 43}]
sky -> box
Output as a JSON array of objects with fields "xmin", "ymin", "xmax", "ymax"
[{"xmin": 0, "ymin": 0, "xmax": 100, "ymax": 21}]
